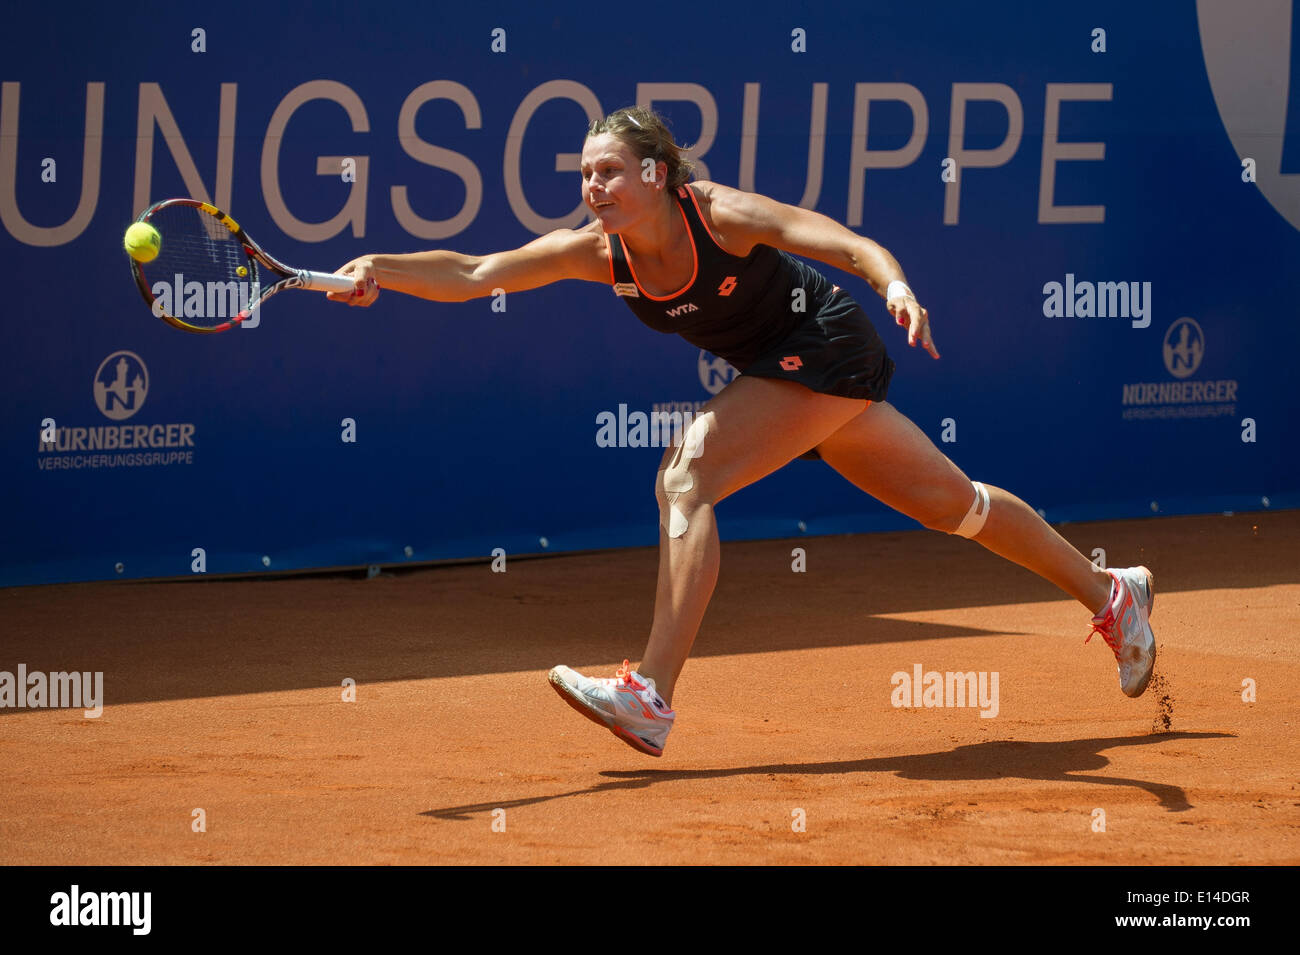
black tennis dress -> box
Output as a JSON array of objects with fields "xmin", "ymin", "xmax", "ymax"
[{"xmin": 605, "ymin": 183, "xmax": 895, "ymax": 403}]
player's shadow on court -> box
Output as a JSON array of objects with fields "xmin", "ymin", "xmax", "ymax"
[{"xmin": 422, "ymin": 731, "xmax": 1232, "ymax": 820}]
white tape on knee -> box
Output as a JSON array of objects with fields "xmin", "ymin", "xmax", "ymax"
[
  {"xmin": 667, "ymin": 504, "xmax": 689, "ymax": 538},
  {"xmin": 658, "ymin": 412, "xmax": 714, "ymax": 538},
  {"xmin": 953, "ymin": 481, "xmax": 990, "ymax": 539}
]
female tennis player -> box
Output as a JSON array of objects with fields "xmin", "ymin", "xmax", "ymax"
[{"xmin": 328, "ymin": 106, "xmax": 1156, "ymax": 757}]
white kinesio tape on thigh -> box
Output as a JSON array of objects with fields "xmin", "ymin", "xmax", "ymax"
[
  {"xmin": 680, "ymin": 411, "xmax": 711, "ymax": 461},
  {"xmin": 953, "ymin": 481, "xmax": 990, "ymax": 539}
]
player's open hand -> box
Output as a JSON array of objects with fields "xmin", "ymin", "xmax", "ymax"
[
  {"xmin": 326, "ymin": 257, "xmax": 380, "ymax": 306},
  {"xmin": 888, "ymin": 293, "xmax": 939, "ymax": 359}
]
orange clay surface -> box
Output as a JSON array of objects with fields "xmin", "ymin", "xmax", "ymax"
[{"xmin": 1, "ymin": 511, "xmax": 1297, "ymax": 865}]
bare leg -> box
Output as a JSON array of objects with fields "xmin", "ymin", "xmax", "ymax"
[
  {"xmin": 815, "ymin": 401, "xmax": 1112, "ymax": 614},
  {"xmin": 637, "ymin": 377, "xmax": 868, "ymax": 705},
  {"xmin": 639, "ymin": 516, "xmax": 719, "ymax": 707}
]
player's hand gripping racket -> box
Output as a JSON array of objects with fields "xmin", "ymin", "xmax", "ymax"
[{"xmin": 128, "ymin": 198, "xmax": 357, "ymax": 333}]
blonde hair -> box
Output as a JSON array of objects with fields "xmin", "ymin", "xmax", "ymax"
[{"xmin": 586, "ymin": 106, "xmax": 696, "ymax": 189}]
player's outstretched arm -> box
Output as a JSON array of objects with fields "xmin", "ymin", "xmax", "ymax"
[
  {"xmin": 704, "ymin": 182, "xmax": 939, "ymax": 359},
  {"xmin": 326, "ymin": 226, "xmax": 608, "ymax": 307}
]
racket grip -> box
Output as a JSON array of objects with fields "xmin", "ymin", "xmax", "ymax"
[{"xmin": 298, "ymin": 270, "xmax": 361, "ymax": 294}]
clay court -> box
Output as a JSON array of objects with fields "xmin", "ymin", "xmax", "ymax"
[{"xmin": 1, "ymin": 510, "xmax": 1297, "ymax": 865}]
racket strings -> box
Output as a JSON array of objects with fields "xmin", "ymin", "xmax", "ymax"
[{"xmin": 138, "ymin": 205, "xmax": 258, "ymax": 326}]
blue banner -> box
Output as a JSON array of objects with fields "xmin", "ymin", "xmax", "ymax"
[{"xmin": 3, "ymin": 0, "xmax": 1297, "ymax": 586}]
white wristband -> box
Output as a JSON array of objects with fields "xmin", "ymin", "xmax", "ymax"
[{"xmin": 886, "ymin": 280, "xmax": 913, "ymax": 301}]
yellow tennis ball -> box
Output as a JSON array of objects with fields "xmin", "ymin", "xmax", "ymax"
[
  {"xmin": 124, "ymin": 222, "xmax": 161, "ymax": 263},
  {"xmin": 236, "ymin": 266, "xmax": 248, "ymax": 277}
]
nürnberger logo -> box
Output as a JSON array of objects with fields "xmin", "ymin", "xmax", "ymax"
[
  {"xmin": 37, "ymin": 352, "xmax": 197, "ymax": 470},
  {"xmin": 697, "ymin": 350, "xmax": 738, "ymax": 395},
  {"xmin": 1120, "ymin": 317, "xmax": 1237, "ymax": 420},
  {"xmin": 1162, "ymin": 317, "xmax": 1204, "ymax": 379},
  {"xmin": 93, "ymin": 351, "xmax": 148, "ymax": 421}
]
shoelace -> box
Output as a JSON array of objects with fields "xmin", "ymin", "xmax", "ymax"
[
  {"xmin": 615, "ymin": 659, "xmax": 646, "ymax": 691},
  {"xmin": 1085, "ymin": 574, "xmax": 1123, "ymax": 659},
  {"xmin": 1085, "ymin": 619, "xmax": 1121, "ymax": 659},
  {"xmin": 614, "ymin": 660, "xmax": 670, "ymax": 715}
]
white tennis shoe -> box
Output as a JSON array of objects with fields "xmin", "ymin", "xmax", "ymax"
[
  {"xmin": 548, "ymin": 660, "xmax": 675, "ymax": 757},
  {"xmin": 1086, "ymin": 566, "xmax": 1157, "ymax": 698}
]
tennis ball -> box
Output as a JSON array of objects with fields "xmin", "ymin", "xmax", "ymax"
[{"xmin": 124, "ymin": 222, "xmax": 161, "ymax": 263}]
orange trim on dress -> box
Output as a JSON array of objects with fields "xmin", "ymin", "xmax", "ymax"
[
  {"xmin": 620, "ymin": 195, "xmax": 698, "ymax": 301},
  {"xmin": 603, "ymin": 233, "xmax": 616, "ymax": 284},
  {"xmin": 679, "ymin": 183, "xmax": 727, "ymax": 253}
]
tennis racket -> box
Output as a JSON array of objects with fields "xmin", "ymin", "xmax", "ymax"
[{"xmin": 128, "ymin": 198, "xmax": 357, "ymax": 333}]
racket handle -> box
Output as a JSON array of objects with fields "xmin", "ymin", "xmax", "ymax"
[{"xmin": 298, "ymin": 270, "xmax": 361, "ymax": 294}]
